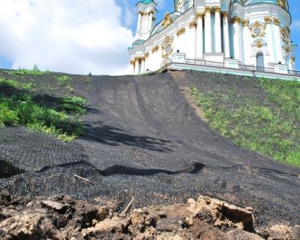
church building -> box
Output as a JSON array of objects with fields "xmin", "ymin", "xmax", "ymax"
[{"xmin": 128, "ymin": 0, "xmax": 297, "ymax": 76}]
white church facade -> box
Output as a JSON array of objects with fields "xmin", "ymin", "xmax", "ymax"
[{"xmin": 128, "ymin": 0, "xmax": 297, "ymax": 77}]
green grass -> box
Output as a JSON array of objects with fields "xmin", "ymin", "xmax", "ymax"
[
  {"xmin": 0, "ymin": 77, "xmax": 85, "ymax": 141},
  {"xmin": 4, "ymin": 65, "xmax": 49, "ymax": 77},
  {"xmin": 191, "ymin": 77, "xmax": 300, "ymax": 167},
  {"xmin": 56, "ymin": 75, "xmax": 72, "ymax": 85}
]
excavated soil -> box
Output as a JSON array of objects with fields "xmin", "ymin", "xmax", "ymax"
[
  {"xmin": 0, "ymin": 70, "xmax": 300, "ymax": 238},
  {"xmin": 1, "ymin": 189, "xmax": 299, "ymax": 239}
]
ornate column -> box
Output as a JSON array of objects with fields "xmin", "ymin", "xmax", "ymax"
[
  {"xmin": 189, "ymin": 20, "xmax": 197, "ymax": 59},
  {"xmin": 291, "ymin": 57, "xmax": 296, "ymax": 71},
  {"xmin": 197, "ymin": 13, "xmax": 204, "ymax": 58},
  {"xmin": 214, "ymin": 7, "xmax": 222, "ymax": 53},
  {"xmin": 222, "ymin": 12, "xmax": 230, "ymax": 58},
  {"xmin": 141, "ymin": 57, "xmax": 145, "ymax": 73},
  {"xmin": 264, "ymin": 17, "xmax": 274, "ymax": 63},
  {"xmin": 231, "ymin": 16, "xmax": 242, "ymax": 61},
  {"xmin": 272, "ymin": 18, "xmax": 283, "ymax": 63},
  {"xmin": 204, "ymin": 7, "xmax": 212, "ymax": 53},
  {"xmin": 130, "ymin": 59, "xmax": 135, "ymax": 75},
  {"xmin": 242, "ymin": 19, "xmax": 251, "ymax": 64},
  {"xmin": 137, "ymin": 12, "xmax": 142, "ymax": 33},
  {"xmin": 142, "ymin": 13, "xmax": 147, "ymax": 33},
  {"xmin": 148, "ymin": 11, "xmax": 153, "ymax": 31},
  {"xmin": 134, "ymin": 58, "xmax": 140, "ymax": 75}
]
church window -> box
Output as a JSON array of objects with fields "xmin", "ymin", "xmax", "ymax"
[
  {"xmin": 250, "ymin": 22, "xmax": 266, "ymax": 38},
  {"xmin": 165, "ymin": 44, "xmax": 172, "ymax": 55},
  {"xmin": 254, "ymin": 28, "xmax": 261, "ymax": 35},
  {"xmin": 256, "ymin": 53, "xmax": 264, "ymax": 71}
]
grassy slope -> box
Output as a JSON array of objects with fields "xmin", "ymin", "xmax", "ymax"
[
  {"xmin": 0, "ymin": 68, "xmax": 88, "ymax": 141},
  {"xmin": 1, "ymin": 67, "xmax": 299, "ymax": 166},
  {"xmin": 190, "ymin": 71, "xmax": 300, "ymax": 167}
]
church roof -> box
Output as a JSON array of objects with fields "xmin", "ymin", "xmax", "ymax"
[
  {"xmin": 245, "ymin": 0, "xmax": 277, "ymax": 4},
  {"xmin": 133, "ymin": 39, "xmax": 145, "ymax": 45},
  {"xmin": 139, "ymin": 0, "xmax": 154, "ymax": 4},
  {"xmin": 151, "ymin": 11, "xmax": 181, "ymax": 36},
  {"xmin": 243, "ymin": 0, "xmax": 289, "ymax": 10}
]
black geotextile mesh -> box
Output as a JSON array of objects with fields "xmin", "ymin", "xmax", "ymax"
[
  {"xmin": 0, "ymin": 126, "xmax": 88, "ymax": 172},
  {"xmin": 0, "ymin": 71, "xmax": 300, "ymax": 226}
]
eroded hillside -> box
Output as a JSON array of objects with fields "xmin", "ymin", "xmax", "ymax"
[{"xmin": 0, "ymin": 69, "xmax": 299, "ymax": 233}]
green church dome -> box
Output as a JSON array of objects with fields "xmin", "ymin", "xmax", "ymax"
[
  {"xmin": 243, "ymin": 0, "xmax": 289, "ymax": 10},
  {"xmin": 140, "ymin": 0, "xmax": 153, "ymax": 4}
]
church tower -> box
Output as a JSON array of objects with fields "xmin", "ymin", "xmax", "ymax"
[
  {"xmin": 129, "ymin": 0, "xmax": 298, "ymax": 77},
  {"xmin": 136, "ymin": 0, "xmax": 157, "ymax": 40}
]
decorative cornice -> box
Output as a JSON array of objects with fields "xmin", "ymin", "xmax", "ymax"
[
  {"xmin": 204, "ymin": 6, "xmax": 212, "ymax": 13},
  {"xmin": 222, "ymin": 12, "xmax": 228, "ymax": 19},
  {"xmin": 144, "ymin": 52, "xmax": 149, "ymax": 59},
  {"xmin": 264, "ymin": 17, "xmax": 272, "ymax": 24},
  {"xmin": 285, "ymin": 46, "xmax": 291, "ymax": 52},
  {"xmin": 243, "ymin": 19, "xmax": 250, "ymax": 26},
  {"xmin": 139, "ymin": 10, "xmax": 155, "ymax": 15},
  {"xmin": 162, "ymin": 13, "xmax": 173, "ymax": 28},
  {"xmin": 231, "ymin": 16, "xmax": 242, "ymax": 24},
  {"xmin": 130, "ymin": 60, "xmax": 135, "ymax": 65},
  {"xmin": 214, "ymin": 7, "xmax": 221, "ymax": 13},
  {"xmin": 197, "ymin": 12, "xmax": 204, "ymax": 18},
  {"xmin": 134, "ymin": 57, "xmax": 143, "ymax": 62},
  {"xmin": 189, "ymin": 21, "xmax": 197, "ymax": 29},
  {"xmin": 256, "ymin": 41, "xmax": 263, "ymax": 48},
  {"xmin": 163, "ymin": 35, "xmax": 173, "ymax": 45},
  {"xmin": 273, "ymin": 18, "xmax": 280, "ymax": 26},
  {"xmin": 152, "ymin": 45, "xmax": 159, "ymax": 53},
  {"xmin": 176, "ymin": 27, "xmax": 185, "ymax": 37}
]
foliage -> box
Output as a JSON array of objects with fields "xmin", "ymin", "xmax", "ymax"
[
  {"xmin": 0, "ymin": 77, "xmax": 86, "ymax": 141},
  {"xmin": 56, "ymin": 75, "xmax": 73, "ymax": 85},
  {"xmin": 190, "ymin": 77, "xmax": 300, "ymax": 167},
  {"xmin": 4, "ymin": 65, "xmax": 49, "ymax": 76}
]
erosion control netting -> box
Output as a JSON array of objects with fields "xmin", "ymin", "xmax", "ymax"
[{"xmin": 0, "ymin": 71, "xmax": 300, "ymax": 227}]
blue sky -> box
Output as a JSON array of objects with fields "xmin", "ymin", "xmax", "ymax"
[{"xmin": 0, "ymin": 0, "xmax": 299, "ymax": 74}]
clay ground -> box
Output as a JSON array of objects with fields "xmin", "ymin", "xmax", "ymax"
[{"xmin": 0, "ymin": 70, "xmax": 299, "ymax": 228}]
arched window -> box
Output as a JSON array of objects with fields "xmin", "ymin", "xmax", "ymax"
[{"xmin": 256, "ymin": 53, "xmax": 264, "ymax": 71}]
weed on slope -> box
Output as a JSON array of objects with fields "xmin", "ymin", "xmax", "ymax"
[
  {"xmin": 0, "ymin": 68, "xmax": 88, "ymax": 141},
  {"xmin": 191, "ymin": 74, "xmax": 300, "ymax": 167}
]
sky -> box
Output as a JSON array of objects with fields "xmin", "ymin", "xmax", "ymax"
[{"xmin": 0, "ymin": 0, "xmax": 299, "ymax": 75}]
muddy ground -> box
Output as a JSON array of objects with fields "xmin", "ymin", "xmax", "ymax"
[{"xmin": 0, "ymin": 70, "xmax": 300, "ymax": 238}]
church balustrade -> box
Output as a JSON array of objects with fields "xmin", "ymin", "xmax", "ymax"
[
  {"xmin": 170, "ymin": 56, "xmax": 298, "ymax": 78},
  {"xmin": 186, "ymin": 58, "xmax": 224, "ymax": 68}
]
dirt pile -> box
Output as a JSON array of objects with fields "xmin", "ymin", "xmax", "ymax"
[{"xmin": 0, "ymin": 189, "xmax": 299, "ymax": 240}]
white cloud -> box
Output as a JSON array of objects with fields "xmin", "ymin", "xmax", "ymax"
[
  {"xmin": 291, "ymin": 19, "xmax": 300, "ymax": 32},
  {"xmin": 0, "ymin": 0, "xmax": 135, "ymax": 75}
]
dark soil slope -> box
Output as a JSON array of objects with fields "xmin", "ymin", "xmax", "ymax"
[{"xmin": 0, "ymin": 70, "xmax": 299, "ymax": 227}]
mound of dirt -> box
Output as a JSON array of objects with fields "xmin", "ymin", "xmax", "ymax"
[{"xmin": 1, "ymin": 189, "xmax": 299, "ymax": 239}]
